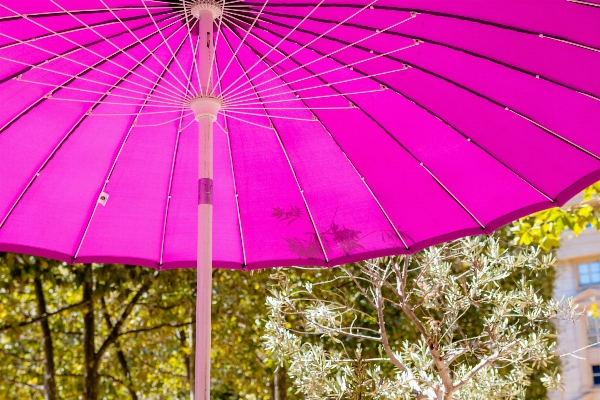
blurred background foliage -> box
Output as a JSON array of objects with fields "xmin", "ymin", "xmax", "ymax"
[{"xmin": 0, "ymin": 183, "xmax": 598, "ymax": 399}]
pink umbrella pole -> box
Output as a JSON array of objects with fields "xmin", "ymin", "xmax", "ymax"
[{"xmin": 190, "ymin": 4, "xmax": 222, "ymax": 399}]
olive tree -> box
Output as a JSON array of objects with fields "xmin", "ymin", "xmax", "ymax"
[{"xmin": 263, "ymin": 236, "xmax": 579, "ymax": 399}]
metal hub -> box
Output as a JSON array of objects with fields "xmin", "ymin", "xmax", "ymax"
[
  {"xmin": 189, "ymin": 96, "xmax": 222, "ymax": 122},
  {"xmin": 190, "ymin": 1, "xmax": 223, "ymax": 19}
]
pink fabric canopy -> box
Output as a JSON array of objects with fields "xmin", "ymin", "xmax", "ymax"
[{"xmin": 0, "ymin": 0, "xmax": 599, "ymax": 270}]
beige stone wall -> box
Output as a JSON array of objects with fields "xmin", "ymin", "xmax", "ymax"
[{"xmin": 549, "ymin": 228, "xmax": 600, "ymax": 400}]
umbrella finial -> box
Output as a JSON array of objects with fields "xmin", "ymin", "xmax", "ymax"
[{"xmin": 190, "ymin": 1, "xmax": 223, "ymax": 20}]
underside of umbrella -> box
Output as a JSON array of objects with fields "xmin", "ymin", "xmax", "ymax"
[{"xmin": 0, "ymin": 0, "xmax": 599, "ymax": 397}]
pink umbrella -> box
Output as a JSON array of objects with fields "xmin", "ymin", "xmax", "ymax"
[{"xmin": 0, "ymin": 0, "xmax": 599, "ymax": 397}]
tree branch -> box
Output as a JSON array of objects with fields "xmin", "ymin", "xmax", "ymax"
[
  {"xmin": 0, "ymin": 300, "xmax": 90, "ymax": 332},
  {"xmin": 375, "ymin": 284, "xmax": 408, "ymax": 372},
  {"xmin": 94, "ymin": 281, "xmax": 152, "ymax": 369},
  {"xmin": 101, "ymin": 297, "xmax": 138, "ymax": 400},
  {"xmin": 119, "ymin": 321, "xmax": 192, "ymax": 336}
]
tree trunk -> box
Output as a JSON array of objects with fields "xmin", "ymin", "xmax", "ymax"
[
  {"xmin": 189, "ymin": 299, "xmax": 196, "ymax": 400},
  {"xmin": 101, "ymin": 297, "xmax": 138, "ymax": 400},
  {"xmin": 272, "ymin": 366, "xmax": 287, "ymax": 400},
  {"xmin": 83, "ymin": 264, "xmax": 99, "ymax": 400},
  {"xmin": 33, "ymin": 273, "xmax": 58, "ymax": 400}
]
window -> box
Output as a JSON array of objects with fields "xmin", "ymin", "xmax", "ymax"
[
  {"xmin": 588, "ymin": 316, "xmax": 600, "ymax": 346},
  {"xmin": 579, "ymin": 261, "xmax": 600, "ymax": 285},
  {"xmin": 593, "ymin": 365, "xmax": 600, "ymax": 385}
]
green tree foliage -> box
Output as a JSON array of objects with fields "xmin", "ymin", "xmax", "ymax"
[
  {"xmin": 4, "ymin": 184, "xmax": 597, "ymax": 398},
  {"xmin": 511, "ymin": 183, "xmax": 600, "ymax": 251}
]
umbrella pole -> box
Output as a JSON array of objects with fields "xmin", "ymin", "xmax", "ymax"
[{"xmin": 193, "ymin": 6, "xmax": 221, "ymax": 400}]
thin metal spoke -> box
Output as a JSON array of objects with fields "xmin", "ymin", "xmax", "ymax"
[
  {"xmin": 0, "ymin": 42, "xmax": 175, "ymax": 229},
  {"xmin": 221, "ymin": 10, "xmax": 416, "ymax": 100},
  {"xmin": 261, "ymin": 16, "xmax": 559, "ymax": 204},
  {"xmin": 74, "ymin": 29, "xmax": 193, "ymax": 258},
  {"xmin": 16, "ymin": 77, "xmax": 185, "ymax": 107},
  {"xmin": 243, "ymin": 2, "xmax": 600, "ymax": 53},
  {"xmin": 220, "ymin": 1, "xmax": 378, "ymax": 99},
  {"xmin": 0, "ymin": 12, "xmax": 187, "ymax": 101},
  {"xmin": 224, "ymin": 88, "xmax": 386, "ymax": 107},
  {"xmin": 134, "ymin": 112, "xmax": 194, "ymax": 127},
  {"xmin": 141, "ymin": 0, "xmax": 192, "ymax": 98},
  {"xmin": 212, "ymin": 0, "xmax": 270, "ymax": 92},
  {"xmin": 219, "ymin": 112, "xmax": 272, "ymax": 129},
  {"xmin": 206, "ymin": 0, "xmax": 227, "ymax": 96},
  {"xmin": 159, "ymin": 30, "xmax": 200, "ymax": 266},
  {"xmin": 0, "ymin": 11, "xmax": 173, "ymax": 52},
  {"xmin": 222, "ymin": 109, "xmax": 317, "ymax": 122},
  {"xmin": 213, "ymin": 52, "xmax": 248, "ymax": 266},
  {"xmin": 96, "ymin": 0, "xmax": 192, "ymax": 94},
  {"xmin": 0, "ymin": 16, "xmax": 188, "ymax": 136},
  {"xmin": 0, "ymin": 4, "xmax": 187, "ymax": 100},
  {"xmin": 221, "ymin": 24, "xmax": 329, "ymax": 262},
  {"xmin": 182, "ymin": 0, "xmax": 202, "ymax": 95},
  {"xmin": 217, "ymin": 0, "xmax": 324, "ymax": 97},
  {"xmin": 89, "ymin": 109, "xmax": 186, "ymax": 116},
  {"xmin": 0, "ymin": 6, "xmax": 173, "ymax": 22},
  {"xmin": 224, "ymin": 63, "xmax": 411, "ymax": 106},
  {"xmin": 51, "ymin": 0, "xmax": 190, "ymax": 97},
  {"xmin": 229, "ymin": 21, "xmax": 487, "ymax": 231},
  {"xmin": 262, "ymin": 15, "xmax": 600, "ymax": 167},
  {"xmin": 226, "ymin": 106, "xmax": 352, "ymax": 110},
  {"xmin": 0, "ymin": 11, "xmax": 180, "ymax": 96}
]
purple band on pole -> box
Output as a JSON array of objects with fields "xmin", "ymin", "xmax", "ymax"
[{"xmin": 198, "ymin": 178, "xmax": 213, "ymax": 205}]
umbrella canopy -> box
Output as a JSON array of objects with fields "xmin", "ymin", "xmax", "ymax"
[
  {"xmin": 1, "ymin": 1, "xmax": 600, "ymax": 398},
  {"xmin": 0, "ymin": 1, "xmax": 599, "ymax": 270}
]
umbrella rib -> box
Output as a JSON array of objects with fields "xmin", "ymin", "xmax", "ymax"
[
  {"xmin": 222, "ymin": 109, "xmax": 317, "ymax": 122},
  {"xmin": 74, "ymin": 28, "xmax": 192, "ymax": 260},
  {"xmin": 206, "ymin": 0, "xmax": 227, "ymax": 97},
  {"xmin": 220, "ymin": 39, "xmax": 416, "ymax": 104},
  {"xmin": 213, "ymin": 0, "xmax": 270, "ymax": 93},
  {"xmin": 158, "ymin": 114, "xmax": 191, "ymax": 268},
  {"xmin": 0, "ymin": 11, "xmax": 180, "ymax": 88},
  {"xmin": 0, "ymin": 6, "xmax": 187, "ymax": 100},
  {"xmin": 51, "ymin": 0, "xmax": 190, "ymax": 97},
  {"xmin": 258, "ymin": 17, "xmax": 600, "ymax": 168},
  {"xmin": 244, "ymin": 2, "xmax": 600, "ymax": 53},
  {"xmin": 224, "ymin": 29, "xmax": 411, "ymax": 250},
  {"xmin": 215, "ymin": 0, "xmax": 324, "ymax": 96},
  {"xmin": 0, "ymin": 6, "xmax": 176, "ymax": 22},
  {"xmin": 218, "ymin": 112, "xmax": 272, "ymax": 129},
  {"xmin": 221, "ymin": 28, "xmax": 330, "ymax": 263},
  {"xmin": 213, "ymin": 56, "xmax": 248, "ymax": 267},
  {"xmin": 220, "ymin": 1, "xmax": 380, "ymax": 99},
  {"xmin": 97, "ymin": 0, "xmax": 191, "ymax": 95},
  {"xmin": 15, "ymin": 78, "xmax": 185, "ymax": 107},
  {"xmin": 0, "ymin": 52, "xmax": 163, "ymax": 230},
  {"xmin": 219, "ymin": 21, "xmax": 571, "ymax": 204},
  {"xmin": 0, "ymin": 15, "xmax": 186, "ymax": 136},
  {"xmin": 181, "ymin": 0, "xmax": 202, "ymax": 95},
  {"xmin": 0, "ymin": 11, "xmax": 173, "ymax": 52},
  {"xmin": 223, "ymin": 64, "xmax": 411, "ymax": 106},
  {"xmin": 141, "ymin": 0, "xmax": 192, "ymax": 98},
  {"xmin": 220, "ymin": 10, "xmax": 416, "ymax": 100},
  {"xmin": 567, "ymin": 0, "xmax": 600, "ymax": 7},
  {"xmin": 0, "ymin": 15, "xmax": 187, "ymax": 102},
  {"xmin": 260, "ymin": 11, "xmax": 600, "ymax": 101},
  {"xmin": 254, "ymin": 23, "xmax": 559, "ymax": 203},
  {"xmin": 230, "ymin": 25, "xmax": 486, "ymax": 231},
  {"xmin": 134, "ymin": 112, "xmax": 194, "ymax": 127}
]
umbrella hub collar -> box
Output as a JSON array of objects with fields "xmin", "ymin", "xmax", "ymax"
[
  {"xmin": 190, "ymin": 96, "xmax": 222, "ymax": 122},
  {"xmin": 190, "ymin": 1, "xmax": 223, "ymax": 20}
]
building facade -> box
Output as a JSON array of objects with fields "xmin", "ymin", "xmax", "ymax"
[{"xmin": 550, "ymin": 227, "xmax": 600, "ymax": 400}]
